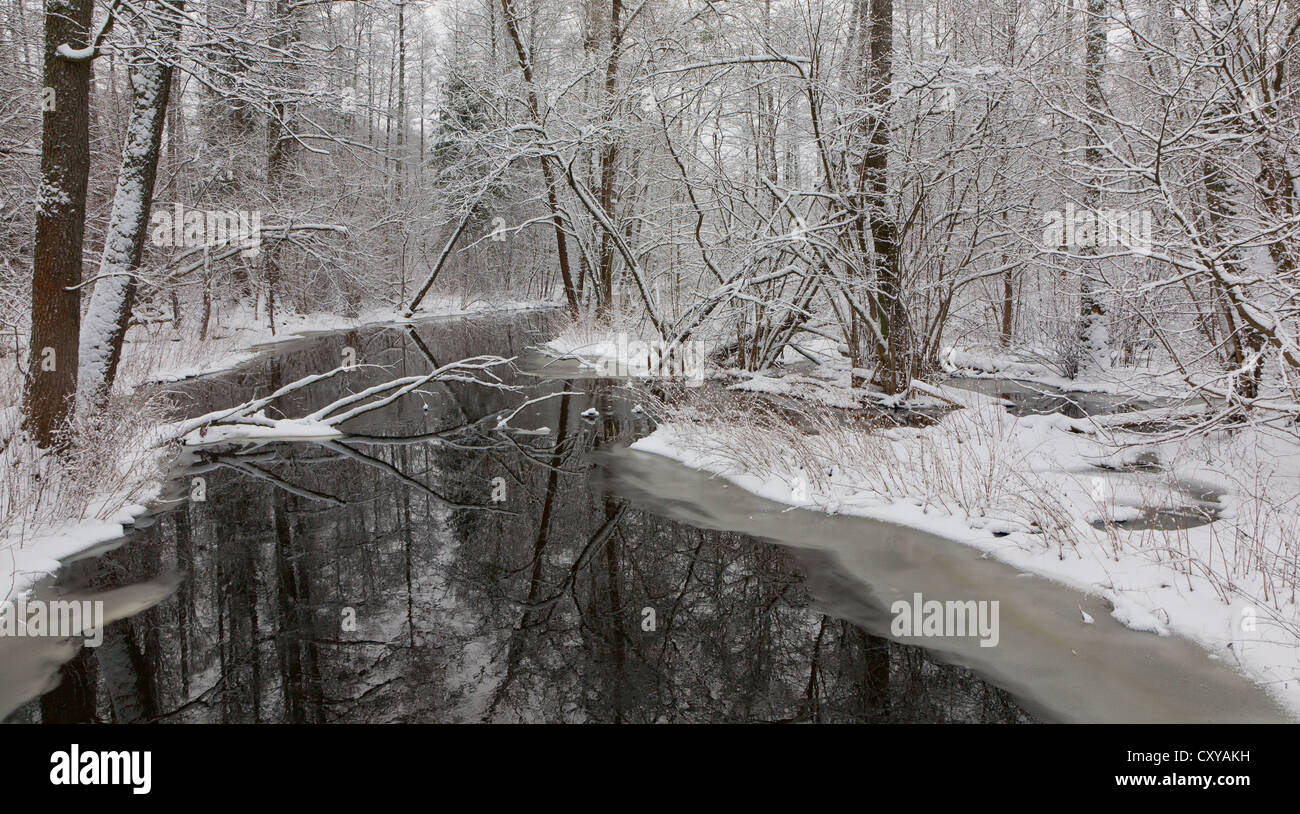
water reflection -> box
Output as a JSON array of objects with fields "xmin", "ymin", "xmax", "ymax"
[{"xmin": 6, "ymin": 312, "xmax": 1032, "ymax": 723}]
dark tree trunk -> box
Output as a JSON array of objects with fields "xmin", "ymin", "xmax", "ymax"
[
  {"xmin": 498, "ymin": 0, "xmax": 581, "ymax": 316},
  {"xmin": 595, "ymin": 0, "xmax": 622, "ymax": 314},
  {"xmin": 1074, "ymin": 0, "xmax": 1109, "ymax": 376},
  {"xmin": 24, "ymin": 0, "xmax": 94, "ymax": 447},
  {"xmin": 263, "ymin": 0, "xmax": 300, "ymax": 334},
  {"xmin": 852, "ymin": 0, "xmax": 906, "ymax": 394},
  {"xmin": 40, "ymin": 648, "xmax": 97, "ymax": 723}
]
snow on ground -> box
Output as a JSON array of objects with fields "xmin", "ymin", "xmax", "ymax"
[
  {"xmin": 632, "ymin": 378, "xmax": 1300, "ymax": 717},
  {"xmin": 1, "ymin": 297, "xmax": 560, "ymax": 606},
  {"xmin": 537, "ymin": 317, "xmax": 724, "ymax": 386},
  {"xmin": 137, "ymin": 295, "xmax": 556, "ymax": 385},
  {"xmin": 3, "ymin": 508, "xmax": 154, "ymax": 606},
  {"xmin": 0, "ymin": 413, "xmax": 174, "ymax": 604},
  {"xmin": 727, "ymin": 367, "xmax": 954, "ymax": 410},
  {"xmin": 939, "ymin": 342, "xmax": 1256, "ymax": 403}
]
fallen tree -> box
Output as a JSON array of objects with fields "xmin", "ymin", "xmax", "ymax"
[{"xmin": 174, "ymin": 355, "xmax": 515, "ymax": 447}]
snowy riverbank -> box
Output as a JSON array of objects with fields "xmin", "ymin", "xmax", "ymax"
[
  {"xmin": 595, "ymin": 345, "xmax": 1300, "ymax": 719},
  {"xmin": 1, "ymin": 297, "xmax": 559, "ymax": 606}
]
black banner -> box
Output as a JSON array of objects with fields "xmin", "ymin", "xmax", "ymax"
[{"xmin": 4, "ymin": 724, "xmax": 1285, "ymax": 802}]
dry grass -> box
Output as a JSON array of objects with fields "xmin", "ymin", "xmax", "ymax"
[
  {"xmin": 645, "ymin": 387, "xmax": 1085, "ymax": 558},
  {"xmin": 0, "ymin": 363, "xmax": 172, "ymax": 548},
  {"xmin": 647, "ymin": 385, "xmax": 1299, "ymax": 642}
]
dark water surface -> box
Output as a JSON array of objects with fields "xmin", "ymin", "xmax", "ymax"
[{"xmin": 5, "ymin": 311, "xmax": 1035, "ymax": 723}]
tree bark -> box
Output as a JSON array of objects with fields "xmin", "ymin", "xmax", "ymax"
[
  {"xmin": 78, "ymin": 0, "xmax": 181, "ymax": 411},
  {"xmin": 1074, "ymin": 0, "xmax": 1110, "ymax": 376},
  {"xmin": 595, "ymin": 0, "xmax": 622, "ymax": 314},
  {"xmin": 23, "ymin": 0, "xmax": 94, "ymax": 447},
  {"xmin": 262, "ymin": 0, "xmax": 300, "ymax": 334},
  {"xmin": 856, "ymin": 0, "xmax": 906, "ymax": 394}
]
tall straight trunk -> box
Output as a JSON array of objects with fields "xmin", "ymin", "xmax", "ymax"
[
  {"xmin": 595, "ymin": 0, "xmax": 622, "ymax": 313},
  {"xmin": 166, "ymin": 60, "xmax": 185, "ymax": 186},
  {"xmin": 78, "ymin": 0, "xmax": 182, "ymax": 411},
  {"xmin": 395, "ymin": 0, "xmax": 406, "ymax": 195},
  {"xmin": 211, "ymin": 0, "xmax": 255, "ymax": 297},
  {"xmin": 1075, "ymin": 0, "xmax": 1109, "ymax": 375},
  {"xmin": 998, "ymin": 5, "xmax": 1019, "ymax": 348},
  {"xmin": 1000, "ymin": 256, "xmax": 1015, "ymax": 346},
  {"xmin": 576, "ymin": 0, "xmax": 600, "ymax": 301},
  {"xmin": 857, "ymin": 628, "xmax": 891, "ymax": 718},
  {"xmin": 418, "ymin": 23, "xmax": 426, "ymax": 176},
  {"xmin": 856, "ymin": 0, "xmax": 905, "ymax": 393},
  {"xmin": 498, "ymin": 0, "xmax": 580, "ymax": 315},
  {"xmin": 263, "ymin": 0, "xmax": 300, "ymax": 333},
  {"xmin": 24, "ymin": 0, "xmax": 94, "ymax": 447},
  {"xmin": 101, "ymin": 621, "xmax": 156, "ymax": 723}
]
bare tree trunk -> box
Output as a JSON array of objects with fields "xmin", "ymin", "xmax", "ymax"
[
  {"xmin": 498, "ymin": 0, "xmax": 580, "ymax": 315},
  {"xmin": 857, "ymin": 0, "xmax": 906, "ymax": 394},
  {"xmin": 595, "ymin": 0, "xmax": 622, "ymax": 314},
  {"xmin": 263, "ymin": 0, "xmax": 300, "ymax": 334},
  {"xmin": 395, "ymin": 0, "xmax": 406, "ymax": 195},
  {"xmin": 40, "ymin": 649, "xmax": 97, "ymax": 723},
  {"xmin": 1075, "ymin": 0, "xmax": 1109, "ymax": 375},
  {"xmin": 23, "ymin": 0, "xmax": 94, "ymax": 447},
  {"xmin": 78, "ymin": 0, "xmax": 181, "ymax": 411},
  {"xmin": 1000, "ymin": 263, "xmax": 1015, "ymax": 347}
]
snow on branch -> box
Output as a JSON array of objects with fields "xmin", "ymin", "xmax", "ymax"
[
  {"xmin": 176, "ymin": 356, "xmax": 516, "ymax": 447},
  {"xmin": 56, "ymin": 1, "xmax": 119, "ymax": 62}
]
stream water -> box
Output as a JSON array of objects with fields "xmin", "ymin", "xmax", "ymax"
[{"xmin": 2, "ymin": 310, "xmax": 1289, "ymax": 723}]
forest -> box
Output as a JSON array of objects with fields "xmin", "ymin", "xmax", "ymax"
[{"xmin": 1, "ymin": 0, "xmax": 1298, "ymax": 724}]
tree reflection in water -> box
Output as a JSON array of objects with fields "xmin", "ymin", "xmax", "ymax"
[{"xmin": 11, "ymin": 312, "xmax": 1033, "ymax": 724}]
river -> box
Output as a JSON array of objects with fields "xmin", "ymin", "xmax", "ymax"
[{"xmin": 2, "ymin": 309, "xmax": 1288, "ymax": 723}]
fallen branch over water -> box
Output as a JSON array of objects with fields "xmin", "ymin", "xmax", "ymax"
[{"xmin": 175, "ymin": 355, "xmax": 516, "ymax": 447}]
